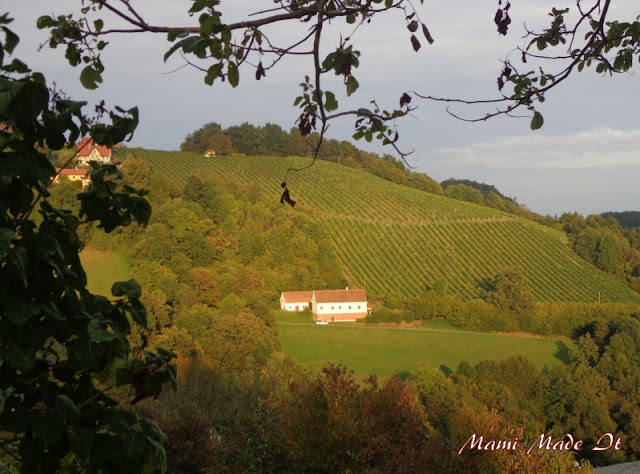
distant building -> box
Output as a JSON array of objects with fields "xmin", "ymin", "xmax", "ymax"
[
  {"xmin": 203, "ymin": 149, "xmax": 216, "ymax": 157},
  {"xmin": 280, "ymin": 288, "xmax": 368, "ymax": 322},
  {"xmin": 311, "ymin": 288, "xmax": 368, "ymax": 322},
  {"xmin": 280, "ymin": 291, "xmax": 313, "ymax": 312},
  {"xmin": 54, "ymin": 168, "xmax": 90, "ymax": 187},
  {"xmin": 76, "ymin": 137, "xmax": 119, "ymax": 166}
]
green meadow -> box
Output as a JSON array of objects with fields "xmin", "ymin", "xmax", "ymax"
[
  {"xmin": 277, "ymin": 322, "xmax": 575, "ymax": 380},
  {"xmin": 81, "ymin": 247, "xmax": 130, "ymax": 296}
]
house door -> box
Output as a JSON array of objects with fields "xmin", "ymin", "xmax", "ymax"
[
  {"xmin": 331, "ymin": 316, "xmax": 335, "ymax": 322},
  {"xmin": 295, "ymin": 306, "xmax": 299, "ymax": 311}
]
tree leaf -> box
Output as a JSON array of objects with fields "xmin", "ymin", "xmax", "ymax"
[
  {"xmin": 56, "ymin": 395, "xmax": 82, "ymax": 423},
  {"xmin": 324, "ymin": 91, "xmax": 339, "ymax": 112},
  {"xmin": 163, "ymin": 42, "xmax": 182, "ymax": 63},
  {"xmin": 112, "ymin": 279, "xmax": 142, "ymax": 299},
  {"xmin": 422, "ymin": 23, "xmax": 434, "ymax": 44},
  {"xmin": 530, "ymin": 111, "xmax": 544, "ymax": 130},
  {"xmin": 88, "ymin": 319, "xmax": 117, "ymax": 342},
  {"xmin": 410, "ymin": 34, "xmax": 421, "ymax": 52},
  {"xmin": 68, "ymin": 426, "xmax": 94, "ymax": 456},
  {"xmin": 346, "ymin": 75, "xmax": 359, "ymax": 96},
  {"xmin": 227, "ymin": 61, "xmax": 239, "ymax": 87},
  {"xmin": 79, "ymin": 66, "xmax": 102, "ymax": 90}
]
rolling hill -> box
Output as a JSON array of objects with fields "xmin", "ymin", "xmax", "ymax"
[{"xmin": 132, "ymin": 149, "xmax": 639, "ymax": 303}]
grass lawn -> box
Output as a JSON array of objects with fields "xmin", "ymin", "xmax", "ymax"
[
  {"xmin": 80, "ymin": 246, "xmax": 130, "ymax": 296},
  {"xmin": 278, "ymin": 323, "xmax": 575, "ymax": 380}
]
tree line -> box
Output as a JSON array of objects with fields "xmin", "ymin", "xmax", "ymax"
[{"xmin": 180, "ymin": 121, "xmax": 444, "ymax": 195}]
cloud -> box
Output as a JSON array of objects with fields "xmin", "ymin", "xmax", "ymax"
[{"xmin": 431, "ymin": 128, "xmax": 640, "ymax": 170}]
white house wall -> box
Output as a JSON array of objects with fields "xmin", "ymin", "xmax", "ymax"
[
  {"xmin": 280, "ymin": 294, "xmax": 309, "ymax": 311},
  {"xmin": 312, "ymin": 300, "xmax": 366, "ymax": 315}
]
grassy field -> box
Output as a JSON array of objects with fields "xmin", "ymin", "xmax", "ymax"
[
  {"xmin": 277, "ymin": 321, "xmax": 575, "ymax": 380},
  {"xmin": 81, "ymin": 247, "xmax": 130, "ymax": 296},
  {"xmin": 135, "ymin": 149, "xmax": 639, "ymax": 303}
]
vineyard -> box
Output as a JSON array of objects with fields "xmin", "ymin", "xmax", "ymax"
[{"xmin": 132, "ymin": 149, "xmax": 639, "ymax": 303}]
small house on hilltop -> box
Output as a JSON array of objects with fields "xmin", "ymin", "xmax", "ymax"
[
  {"xmin": 280, "ymin": 291, "xmax": 313, "ymax": 312},
  {"xmin": 203, "ymin": 149, "xmax": 216, "ymax": 157},
  {"xmin": 54, "ymin": 168, "xmax": 91, "ymax": 187},
  {"xmin": 76, "ymin": 137, "xmax": 119, "ymax": 166},
  {"xmin": 280, "ymin": 288, "xmax": 368, "ymax": 322}
]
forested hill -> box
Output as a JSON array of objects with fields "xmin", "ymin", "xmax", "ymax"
[
  {"xmin": 602, "ymin": 210, "xmax": 640, "ymax": 229},
  {"xmin": 131, "ymin": 149, "xmax": 638, "ymax": 303}
]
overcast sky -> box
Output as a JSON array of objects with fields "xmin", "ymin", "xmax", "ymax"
[{"xmin": 8, "ymin": 1, "xmax": 640, "ymax": 216}]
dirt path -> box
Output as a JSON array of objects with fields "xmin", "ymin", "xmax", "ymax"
[{"xmin": 276, "ymin": 322, "xmax": 569, "ymax": 341}]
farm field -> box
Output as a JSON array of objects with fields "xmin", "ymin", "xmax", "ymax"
[
  {"xmin": 81, "ymin": 247, "xmax": 130, "ymax": 296},
  {"xmin": 277, "ymin": 322, "xmax": 575, "ymax": 380},
  {"xmin": 135, "ymin": 149, "xmax": 639, "ymax": 303}
]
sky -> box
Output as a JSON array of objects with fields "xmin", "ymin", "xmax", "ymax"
[{"xmin": 7, "ymin": 1, "xmax": 640, "ymax": 216}]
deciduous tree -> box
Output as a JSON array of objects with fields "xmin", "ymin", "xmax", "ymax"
[{"xmin": 0, "ymin": 18, "xmax": 176, "ymax": 472}]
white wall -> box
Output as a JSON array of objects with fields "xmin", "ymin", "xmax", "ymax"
[
  {"xmin": 280, "ymin": 294, "xmax": 309, "ymax": 311},
  {"xmin": 311, "ymin": 298, "xmax": 366, "ymax": 316}
]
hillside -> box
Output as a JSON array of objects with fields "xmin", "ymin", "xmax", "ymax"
[{"xmin": 133, "ymin": 149, "xmax": 638, "ymax": 303}]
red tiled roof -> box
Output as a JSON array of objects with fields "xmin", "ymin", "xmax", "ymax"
[
  {"xmin": 281, "ymin": 291, "xmax": 313, "ymax": 303},
  {"xmin": 76, "ymin": 137, "xmax": 113, "ymax": 157},
  {"xmin": 313, "ymin": 289, "xmax": 367, "ymax": 303},
  {"xmin": 57, "ymin": 168, "xmax": 89, "ymax": 176}
]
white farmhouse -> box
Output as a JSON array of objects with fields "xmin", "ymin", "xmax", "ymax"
[
  {"xmin": 311, "ymin": 288, "xmax": 367, "ymax": 322},
  {"xmin": 280, "ymin": 288, "xmax": 368, "ymax": 322},
  {"xmin": 280, "ymin": 291, "xmax": 313, "ymax": 312}
]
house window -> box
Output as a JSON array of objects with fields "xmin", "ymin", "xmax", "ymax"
[
  {"xmin": 349, "ymin": 306, "xmax": 352, "ymax": 309},
  {"xmin": 339, "ymin": 306, "xmax": 341, "ymax": 310},
  {"xmin": 320, "ymin": 306, "xmax": 323, "ymax": 310},
  {"xmin": 358, "ymin": 305, "xmax": 361, "ymax": 309},
  {"xmin": 331, "ymin": 306, "xmax": 334, "ymax": 310}
]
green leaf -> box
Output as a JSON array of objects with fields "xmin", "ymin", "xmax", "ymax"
[
  {"xmin": 156, "ymin": 347, "xmax": 178, "ymax": 361},
  {"xmin": 36, "ymin": 15, "xmax": 55, "ymax": 30},
  {"xmin": 31, "ymin": 411, "xmax": 65, "ymax": 446},
  {"xmin": 7, "ymin": 346, "xmax": 36, "ymax": 372},
  {"xmin": 0, "ymin": 227, "xmax": 16, "ymax": 253},
  {"xmin": 163, "ymin": 42, "xmax": 182, "ymax": 63},
  {"xmin": 88, "ymin": 319, "xmax": 117, "ymax": 342},
  {"xmin": 80, "ymin": 66, "xmax": 102, "ymax": 90},
  {"xmin": 530, "ymin": 111, "xmax": 544, "ymax": 130},
  {"xmin": 346, "ymin": 75, "xmax": 359, "ymax": 96},
  {"xmin": 324, "ymin": 91, "xmax": 339, "ymax": 112},
  {"xmin": 227, "ymin": 61, "xmax": 239, "ymax": 88},
  {"xmin": 128, "ymin": 299, "xmax": 148, "ymax": 328},
  {"xmin": 56, "ymin": 395, "xmax": 81, "ymax": 423},
  {"xmin": 204, "ymin": 63, "xmax": 223, "ymax": 86},
  {"xmin": 1, "ymin": 26, "xmax": 19, "ymax": 54},
  {"xmin": 112, "ymin": 279, "xmax": 142, "ymax": 299},
  {"xmin": 68, "ymin": 426, "xmax": 94, "ymax": 456},
  {"xmin": 407, "ymin": 21, "xmax": 418, "ymax": 33},
  {"xmin": 93, "ymin": 19, "xmax": 104, "ymax": 32},
  {"xmin": 167, "ymin": 28, "xmax": 188, "ymax": 42}
]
